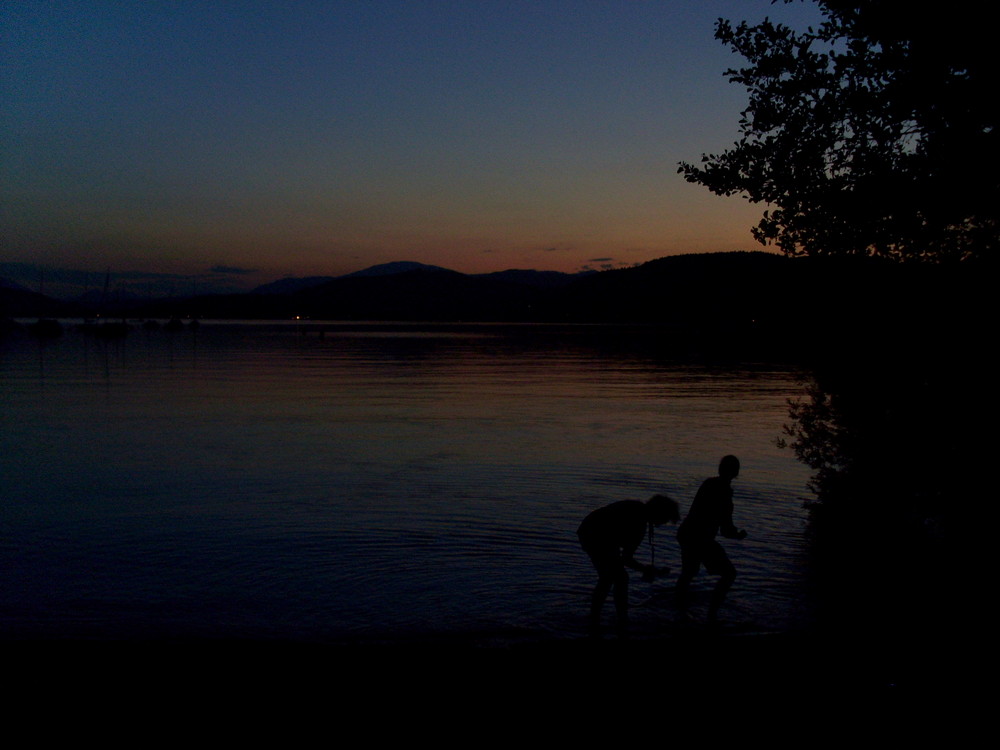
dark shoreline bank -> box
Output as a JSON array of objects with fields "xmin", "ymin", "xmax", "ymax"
[
  {"xmin": 4, "ymin": 627, "xmax": 961, "ymax": 697},
  {"xmin": 6, "ymin": 629, "xmax": 978, "ymax": 740}
]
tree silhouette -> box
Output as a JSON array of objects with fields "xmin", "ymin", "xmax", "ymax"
[
  {"xmin": 679, "ymin": 1, "xmax": 998, "ymax": 262},
  {"xmin": 679, "ymin": 5, "xmax": 996, "ymax": 650}
]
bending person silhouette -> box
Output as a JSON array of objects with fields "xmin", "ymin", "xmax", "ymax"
[
  {"xmin": 577, "ymin": 495, "xmax": 679, "ymax": 637},
  {"xmin": 676, "ymin": 455, "xmax": 747, "ymax": 623}
]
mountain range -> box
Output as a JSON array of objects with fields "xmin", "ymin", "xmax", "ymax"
[
  {"xmin": 248, "ymin": 261, "xmax": 587, "ymax": 297},
  {"xmin": 4, "ymin": 249, "xmax": 970, "ymax": 352},
  {"xmin": 139, "ymin": 252, "xmax": 796, "ymax": 325}
]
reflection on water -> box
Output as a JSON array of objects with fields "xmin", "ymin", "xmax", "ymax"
[{"xmin": 1, "ymin": 322, "xmax": 813, "ymax": 643}]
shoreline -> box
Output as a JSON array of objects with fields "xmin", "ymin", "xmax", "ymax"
[
  {"xmin": 3, "ymin": 625, "xmax": 961, "ymax": 694},
  {"xmin": 5, "ymin": 626, "xmax": 976, "ymax": 736}
]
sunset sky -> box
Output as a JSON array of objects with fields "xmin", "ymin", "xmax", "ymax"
[{"xmin": 2, "ymin": 1, "xmax": 824, "ymax": 293}]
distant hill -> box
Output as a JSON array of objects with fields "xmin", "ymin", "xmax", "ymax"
[
  {"xmin": 556, "ymin": 251, "xmax": 795, "ymax": 324},
  {"xmin": 0, "ymin": 282, "xmax": 85, "ymax": 318},
  {"xmin": 0, "ymin": 276, "xmax": 33, "ymax": 293},
  {"xmin": 342, "ymin": 260, "xmax": 451, "ymax": 278},
  {"xmin": 251, "ymin": 261, "xmax": 585, "ymax": 296},
  {"xmin": 264, "ymin": 251, "xmax": 799, "ymax": 325},
  {"xmin": 251, "ymin": 261, "xmax": 454, "ymax": 295},
  {"xmin": 478, "ymin": 268, "xmax": 592, "ymax": 288},
  {"xmin": 3, "ymin": 251, "xmax": 796, "ymax": 325},
  {"xmin": 289, "ymin": 267, "xmax": 540, "ymax": 322},
  {"xmin": 251, "ymin": 261, "xmax": 453, "ymax": 296},
  {"xmin": 7, "ymin": 252, "xmax": 952, "ymax": 356},
  {"xmin": 251, "ymin": 275, "xmax": 338, "ymax": 295}
]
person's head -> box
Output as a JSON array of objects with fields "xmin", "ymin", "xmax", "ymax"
[
  {"xmin": 646, "ymin": 494, "xmax": 680, "ymax": 525},
  {"xmin": 719, "ymin": 455, "xmax": 740, "ymax": 480}
]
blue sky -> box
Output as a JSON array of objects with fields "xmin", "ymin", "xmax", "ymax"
[{"xmin": 2, "ymin": 1, "xmax": 824, "ymax": 292}]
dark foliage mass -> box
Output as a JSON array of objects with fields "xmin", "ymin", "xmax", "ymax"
[
  {"xmin": 679, "ymin": 1, "xmax": 998, "ymax": 262},
  {"xmin": 677, "ymin": 2, "xmax": 995, "ymax": 641}
]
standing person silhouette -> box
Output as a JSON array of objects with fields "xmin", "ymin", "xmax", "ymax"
[
  {"xmin": 577, "ymin": 495, "xmax": 679, "ymax": 637},
  {"xmin": 676, "ymin": 455, "xmax": 747, "ymax": 623}
]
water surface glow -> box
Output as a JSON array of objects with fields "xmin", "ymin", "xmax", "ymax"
[{"xmin": 2, "ymin": 322, "xmax": 814, "ymax": 642}]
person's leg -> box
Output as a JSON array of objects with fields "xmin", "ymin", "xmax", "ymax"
[
  {"xmin": 586, "ymin": 547, "xmax": 617, "ymax": 635},
  {"xmin": 590, "ymin": 572, "xmax": 614, "ymax": 633},
  {"xmin": 676, "ymin": 545, "xmax": 700, "ymax": 616},
  {"xmin": 706, "ymin": 549, "xmax": 736, "ymax": 623},
  {"xmin": 612, "ymin": 566, "xmax": 630, "ymax": 637}
]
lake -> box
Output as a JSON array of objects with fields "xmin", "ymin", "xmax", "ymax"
[{"xmin": 1, "ymin": 320, "xmax": 816, "ymax": 644}]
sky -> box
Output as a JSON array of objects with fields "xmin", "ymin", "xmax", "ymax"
[{"xmin": 1, "ymin": 1, "xmax": 826, "ymax": 295}]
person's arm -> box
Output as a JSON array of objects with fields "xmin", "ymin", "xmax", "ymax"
[
  {"xmin": 622, "ymin": 553, "xmax": 668, "ymax": 581},
  {"xmin": 621, "ymin": 529, "xmax": 669, "ymax": 579},
  {"xmin": 719, "ymin": 520, "xmax": 745, "ymax": 539},
  {"xmin": 718, "ymin": 496, "xmax": 747, "ymax": 540},
  {"xmin": 622, "ymin": 552, "xmax": 653, "ymax": 574}
]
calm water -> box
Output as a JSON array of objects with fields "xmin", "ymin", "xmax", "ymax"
[{"xmin": 1, "ymin": 321, "xmax": 815, "ymax": 643}]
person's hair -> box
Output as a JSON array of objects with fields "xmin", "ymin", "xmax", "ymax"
[
  {"xmin": 719, "ymin": 455, "xmax": 740, "ymax": 477},
  {"xmin": 646, "ymin": 494, "xmax": 680, "ymax": 523}
]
